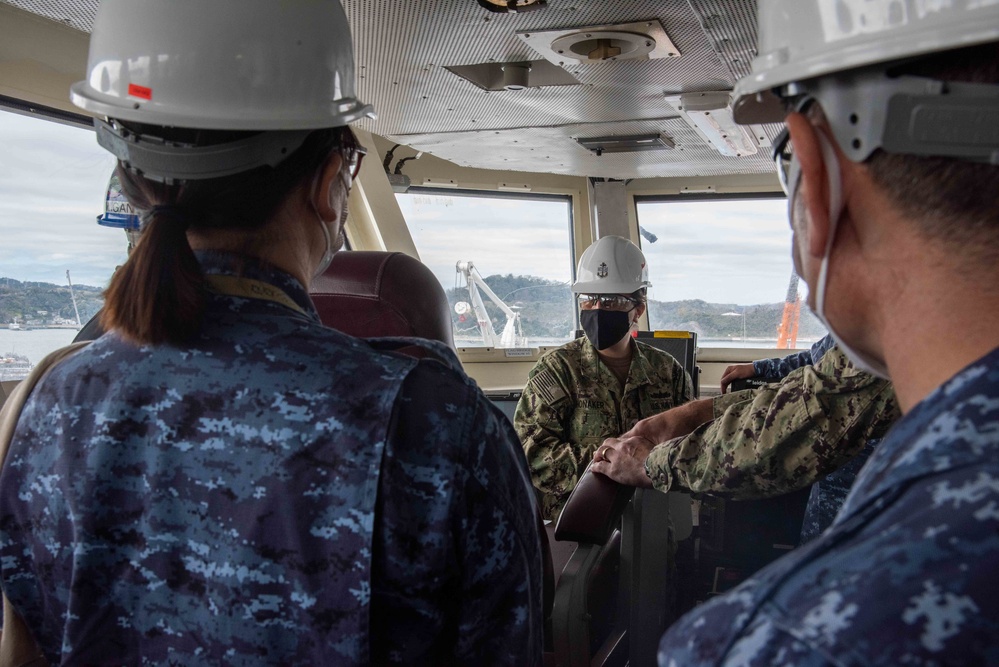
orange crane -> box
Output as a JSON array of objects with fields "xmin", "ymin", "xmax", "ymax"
[{"xmin": 776, "ymin": 272, "xmax": 801, "ymax": 349}]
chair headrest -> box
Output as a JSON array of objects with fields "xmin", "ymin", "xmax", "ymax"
[
  {"xmin": 310, "ymin": 251, "xmax": 456, "ymax": 350},
  {"xmin": 554, "ymin": 464, "xmax": 635, "ymax": 544}
]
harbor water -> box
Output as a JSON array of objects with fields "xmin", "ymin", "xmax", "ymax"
[{"xmin": 0, "ymin": 328, "xmax": 80, "ymax": 365}]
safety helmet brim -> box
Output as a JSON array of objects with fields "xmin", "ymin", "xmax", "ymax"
[
  {"xmin": 572, "ymin": 279, "xmax": 651, "ymax": 294},
  {"xmin": 71, "ymin": 84, "xmax": 376, "ymax": 131}
]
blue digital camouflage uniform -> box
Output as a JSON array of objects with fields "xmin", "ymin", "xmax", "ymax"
[
  {"xmin": 797, "ymin": 437, "xmax": 878, "ymax": 545},
  {"xmin": 751, "ymin": 334, "xmax": 835, "ymax": 378},
  {"xmin": 0, "ymin": 251, "xmax": 543, "ymax": 666},
  {"xmin": 658, "ymin": 345, "xmax": 999, "ymax": 666},
  {"xmin": 515, "ymin": 337, "xmax": 692, "ymax": 520}
]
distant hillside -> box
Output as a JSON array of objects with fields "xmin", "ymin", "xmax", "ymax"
[
  {"xmin": 452, "ymin": 274, "xmax": 826, "ymax": 341},
  {"xmin": 0, "ymin": 272, "xmax": 826, "ymax": 341},
  {"xmin": 649, "ymin": 298, "xmax": 827, "ymax": 340},
  {"xmin": 0, "ymin": 278, "xmax": 104, "ymax": 326}
]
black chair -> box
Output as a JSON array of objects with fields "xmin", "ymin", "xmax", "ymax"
[{"xmin": 309, "ymin": 250, "xmax": 557, "ymax": 642}]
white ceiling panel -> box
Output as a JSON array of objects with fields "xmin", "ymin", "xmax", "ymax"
[{"xmin": 1, "ymin": 0, "xmax": 780, "ymax": 179}]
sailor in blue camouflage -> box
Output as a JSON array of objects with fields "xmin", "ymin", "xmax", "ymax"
[
  {"xmin": 797, "ymin": 437, "xmax": 878, "ymax": 545},
  {"xmin": 752, "ymin": 334, "xmax": 835, "ymax": 379},
  {"xmin": 0, "ymin": 251, "xmax": 544, "ymax": 665},
  {"xmin": 658, "ymin": 347, "xmax": 999, "ymax": 665}
]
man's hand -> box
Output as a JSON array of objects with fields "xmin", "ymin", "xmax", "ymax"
[
  {"xmin": 590, "ymin": 398, "xmax": 715, "ymax": 488},
  {"xmin": 720, "ymin": 363, "xmax": 756, "ymax": 393},
  {"xmin": 627, "ymin": 399, "xmax": 714, "ymax": 443},
  {"xmin": 591, "ymin": 436, "xmax": 655, "ymax": 488}
]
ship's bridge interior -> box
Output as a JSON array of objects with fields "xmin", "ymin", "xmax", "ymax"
[
  {"xmin": 0, "ymin": 2, "xmax": 841, "ymax": 666},
  {"xmin": 0, "ymin": 0, "xmax": 818, "ymax": 400}
]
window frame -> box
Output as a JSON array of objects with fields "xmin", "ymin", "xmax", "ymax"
[
  {"xmin": 632, "ymin": 190, "xmax": 825, "ymax": 352},
  {"xmin": 633, "ymin": 191, "xmax": 786, "ymax": 207},
  {"xmin": 399, "ymin": 185, "xmax": 579, "ymax": 345},
  {"xmin": 0, "ymin": 94, "xmax": 95, "ymax": 131}
]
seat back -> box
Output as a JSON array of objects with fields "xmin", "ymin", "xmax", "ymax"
[
  {"xmin": 310, "ymin": 251, "xmax": 455, "ymax": 348},
  {"xmin": 310, "ymin": 250, "xmax": 556, "ymax": 626}
]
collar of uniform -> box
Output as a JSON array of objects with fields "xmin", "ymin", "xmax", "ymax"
[
  {"xmin": 580, "ymin": 337, "xmax": 655, "ymax": 389},
  {"xmin": 195, "ymin": 250, "xmax": 321, "ymax": 324},
  {"xmin": 627, "ymin": 340, "xmax": 657, "ymax": 389},
  {"xmin": 836, "ymin": 344, "xmax": 999, "ymax": 521}
]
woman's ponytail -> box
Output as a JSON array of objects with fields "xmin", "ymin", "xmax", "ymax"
[{"xmin": 101, "ymin": 203, "xmax": 205, "ymax": 345}]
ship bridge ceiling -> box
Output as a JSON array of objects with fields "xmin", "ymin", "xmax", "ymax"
[{"xmin": 1, "ymin": 0, "xmax": 782, "ymax": 180}]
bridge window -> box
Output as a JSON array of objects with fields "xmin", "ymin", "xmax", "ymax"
[
  {"xmin": 635, "ymin": 195, "xmax": 827, "ymax": 350},
  {"xmin": 396, "ymin": 189, "xmax": 575, "ymax": 348},
  {"xmin": 0, "ymin": 108, "xmax": 124, "ymax": 378}
]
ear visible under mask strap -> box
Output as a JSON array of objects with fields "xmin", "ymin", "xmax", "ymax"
[
  {"xmin": 309, "ymin": 172, "xmax": 335, "ymax": 279},
  {"xmin": 814, "ymin": 132, "xmax": 844, "ymax": 318}
]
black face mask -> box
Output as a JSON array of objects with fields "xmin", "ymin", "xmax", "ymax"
[{"xmin": 580, "ymin": 310, "xmax": 632, "ymax": 350}]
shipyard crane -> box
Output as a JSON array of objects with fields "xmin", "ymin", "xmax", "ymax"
[
  {"xmin": 776, "ymin": 271, "xmax": 802, "ymax": 349},
  {"xmin": 455, "ymin": 261, "xmax": 525, "ymax": 348}
]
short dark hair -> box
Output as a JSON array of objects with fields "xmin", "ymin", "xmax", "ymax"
[
  {"xmin": 863, "ymin": 42, "xmax": 999, "ymax": 258},
  {"xmin": 629, "ymin": 288, "xmax": 647, "ymax": 304},
  {"xmin": 102, "ymin": 125, "xmax": 357, "ymax": 345}
]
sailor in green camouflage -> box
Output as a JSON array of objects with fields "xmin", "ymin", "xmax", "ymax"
[
  {"xmin": 514, "ymin": 236, "xmax": 692, "ymax": 519},
  {"xmin": 644, "ymin": 343, "xmax": 899, "ymax": 498},
  {"xmin": 516, "ymin": 337, "xmax": 692, "ymax": 518}
]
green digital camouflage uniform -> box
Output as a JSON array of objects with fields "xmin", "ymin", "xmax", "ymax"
[
  {"xmin": 516, "ymin": 337, "xmax": 693, "ymax": 519},
  {"xmin": 645, "ymin": 343, "xmax": 900, "ymax": 498}
]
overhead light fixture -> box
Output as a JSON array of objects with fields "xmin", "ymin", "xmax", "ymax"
[
  {"xmin": 665, "ymin": 91, "xmax": 759, "ymax": 157},
  {"xmin": 576, "ymin": 133, "xmax": 675, "ymax": 156},
  {"xmin": 476, "ymin": 0, "xmax": 546, "ymax": 13}
]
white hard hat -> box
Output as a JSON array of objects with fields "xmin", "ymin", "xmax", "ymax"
[
  {"xmin": 70, "ymin": 0, "xmax": 374, "ymax": 130},
  {"xmin": 733, "ymin": 0, "xmax": 999, "ymax": 125},
  {"xmin": 572, "ymin": 236, "xmax": 650, "ymax": 295},
  {"xmin": 733, "ymin": 0, "xmax": 999, "ymax": 166}
]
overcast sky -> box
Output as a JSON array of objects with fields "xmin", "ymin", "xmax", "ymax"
[
  {"xmin": 1, "ymin": 109, "xmax": 800, "ymax": 306},
  {"xmin": 637, "ymin": 199, "xmax": 801, "ymax": 306},
  {"xmin": 399, "ymin": 193, "xmax": 801, "ymax": 307},
  {"xmin": 0, "ymin": 110, "xmax": 126, "ymax": 288},
  {"xmin": 397, "ymin": 192, "xmax": 575, "ymax": 294}
]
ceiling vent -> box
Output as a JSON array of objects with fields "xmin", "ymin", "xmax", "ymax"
[
  {"xmin": 518, "ymin": 20, "xmax": 681, "ymax": 64},
  {"xmin": 446, "ymin": 60, "xmax": 580, "ymax": 91},
  {"xmin": 576, "ymin": 134, "xmax": 676, "ymax": 156}
]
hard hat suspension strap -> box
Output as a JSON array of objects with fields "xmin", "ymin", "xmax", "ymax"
[{"xmin": 95, "ymin": 119, "xmax": 313, "ymax": 184}]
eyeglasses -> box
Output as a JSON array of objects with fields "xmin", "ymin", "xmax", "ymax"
[
  {"xmin": 577, "ymin": 294, "xmax": 640, "ymax": 312},
  {"xmin": 773, "ymin": 96, "xmax": 816, "ymax": 196},
  {"xmin": 348, "ymin": 144, "xmax": 367, "ymax": 182},
  {"xmin": 336, "ymin": 128, "xmax": 367, "ymax": 183}
]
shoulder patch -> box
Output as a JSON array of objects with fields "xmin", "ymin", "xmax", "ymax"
[{"xmin": 530, "ymin": 369, "xmax": 568, "ymax": 405}]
